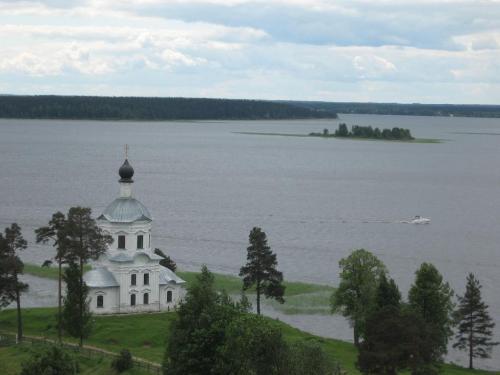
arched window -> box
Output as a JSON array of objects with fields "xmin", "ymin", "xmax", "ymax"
[
  {"xmin": 167, "ymin": 290, "xmax": 173, "ymax": 303},
  {"xmin": 130, "ymin": 294, "xmax": 136, "ymax": 306},
  {"xmin": 97, "ymin": 295, "xmax": 104, "ymax": 308},
  {"xmin": 137, "ymin": 235, "xmax": 144, "ymax": 249},
  {"xmin": 143, "ymin": 293, "xmax": 149, "ymax": 305},
  {"xmin": 118, "ymin": 235, "xmax": 126, "ymax": 249}
]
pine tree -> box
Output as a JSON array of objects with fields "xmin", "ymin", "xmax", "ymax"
[
  {"xmin": 453, "ymin": 273, "xmax": 498, "ymax": 369},
  {"xmin": 62, "ymin": 262, "xmax": 92, "ymax": 343},
  {"xmin": 154, "ymin": 248, "xmax": 177, "ymax": 271},
  {"xmin": 64, "ymin": 207, "xmax": 112, "ymax": 346},
  {"xmin": 0, "ymin": 224, "xmax": 28, "ymax": 339},
  {"xmin": 239, "ymin": 227, "xmax": 285, "ymax": 315},
  {"xmin": 35, "ymin": 211, "xmax": 71, "ymax": 343}
]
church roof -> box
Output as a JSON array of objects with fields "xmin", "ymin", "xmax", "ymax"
[
  {"xmin": 98, "ymin": 197, "xmax": 152, "ymax": 223},
  {"xmin": 107, "ymin": 251, "xmax": 164, "ymax": 263},
  {"xmin": 159, "ymin": 266, "xmax": 186, "ymax": 285},
  {"xmin": 84, "ymin": 267, "xmax": 119, "ymax": 288}
]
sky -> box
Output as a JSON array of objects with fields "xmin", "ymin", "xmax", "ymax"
[{"xmin": 0, "ymin": 0, "xmax": 499, "ymax": 104}]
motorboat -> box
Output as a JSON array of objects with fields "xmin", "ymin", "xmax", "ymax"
[{"xmin": 408, "ymin": 215, "xmax": 430, "ymax": 224}]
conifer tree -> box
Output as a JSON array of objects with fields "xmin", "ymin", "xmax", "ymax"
[
  {"xmin": 64, "ymin": 207, "xmax": 112, "ymax": 346},
  {"xmin": 62, "ymin": 263, "xmax": 92, "ymax": 344},
  {"xmin": 35, "ymin": 211, "xmax": 71, "ymax": 342},
  {"xmin": 0, "ymin": 224, "xmax": 28, "ymax": 339},
  {"xmin": 453, "ymin": 273, "xmax": 498, "ymax": 369},
  {"xmin": 239, "ymin": 227, "xmax": 285, "ymax": 315}
]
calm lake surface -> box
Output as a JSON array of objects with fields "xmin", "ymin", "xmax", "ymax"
[{"xmin": 1, "ymin": 115, "xmax": 500, "ymax": 370}]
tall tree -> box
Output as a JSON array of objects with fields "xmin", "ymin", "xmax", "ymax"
[
  {"xmin": 61, "ymin": 263, "xmax": 92, "ymax": 345},
  {"xmin": 64, "ymin": 207, "xmax": 112, "ymax": 346},
  {"xmin": 35, "ymin": 211, "xmax": 71, "ymax": 342},
  {"xmin": 330, "ymin": 249, "xmax": 386, "ymax": 347},
  {"xmin": 0, "ymin": 224, "xmax": 28, "ymax": 339},
  {"xmin": 408, "ymin": 263, "xmax": 454, "ymax": 371},
  {"xmin": 239, "ymin": 227, "xmax": 285, "ymax": 315},
  {"xmin": 453, "ymin": 273, "xmax": 498, "ymax": 369}
]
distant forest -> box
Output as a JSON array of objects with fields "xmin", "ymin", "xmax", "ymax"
[
  {"xmin": 0, "ymin": 95, "xmax": 337, "ymax": 120},
  {"xmin": 286, "ymin": 101, "xmax": 500, "ymax": 118}
]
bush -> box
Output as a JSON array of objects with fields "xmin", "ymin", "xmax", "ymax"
[
  {"xmin": 111, "ymin": 349, "xmax": 133, "ymax": 373},
  {"xmin": 21, "ymin": 345, "xmax": 79, "ymax": 375}
]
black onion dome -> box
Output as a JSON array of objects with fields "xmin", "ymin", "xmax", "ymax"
[{"xmin": 119, "ymin": 159, "xmax": 134, "ymax": 182}]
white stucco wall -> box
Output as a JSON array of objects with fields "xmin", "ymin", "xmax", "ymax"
[{"xmin": 88, "ymin": 287, "xmax": 119, "ymax": 314}]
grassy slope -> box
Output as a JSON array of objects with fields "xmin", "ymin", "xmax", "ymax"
[
  {"xmin": 0, "ymin": 308, "xmax": 497, "ymax": 375},
  {"xmin": 0, "ymin": 344, "xmax": 150, "ymax": 375}
]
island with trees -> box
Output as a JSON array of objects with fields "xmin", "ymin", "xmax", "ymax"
[{"xmin": 310, "ymin": 123, "xmax": 415, "ymax": 141}]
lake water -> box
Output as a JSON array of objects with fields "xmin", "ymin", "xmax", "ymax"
[{"xmin": 1, "ymin": 115, "xmax": 500, "ymax": 370}]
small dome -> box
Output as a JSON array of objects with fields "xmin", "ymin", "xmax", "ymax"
[
  {"xmin": 119, "ymin": 159, "xmax": 134, "ymax": 182},
  {"xmin": 83, "ymin": 267, "xmax": 119, "ymax": 287},
  {"xmin": 99, "ymin": 197, "xmax": 152, "ymax": 223}
]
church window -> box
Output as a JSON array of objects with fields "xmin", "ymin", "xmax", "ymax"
[
  {"xmin": 167, "ymin": 290, "xmax": 172, "ymax": 303},
  {"xmin": 137, "ymin": 235, "xmax": 144, "ymax": 249},
  {"xmin": 131, "ymin": 274, "xmax": 137, "ymax": 286},
  {"xmin": 130, "ymin": 294, "xmax": 136, "ymax": 306},
  {"xmin": 118, "ymin": 235, "xmax": 126, "ymax": 249},
  {"xmin": 97, "ymin": 295, "xmax": 104, "ymax": 308},
  {"xmin": 144, "ymin": 273, "xmax": 149, "ymax": 285},
  {"xmin": 143, "ymin": 293, "xmax": 149, "ymax": 305}
]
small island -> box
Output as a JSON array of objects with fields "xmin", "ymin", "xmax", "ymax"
[
  {"xmin": 310, "ymin": 123, "xmax": 414, "ymax": 141},
  {"xmin": 235, "ymin": 123, "xmax": 442, "ymax": 143}
]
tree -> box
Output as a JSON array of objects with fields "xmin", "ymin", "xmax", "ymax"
[
  {"xmin": 0, "ymin": 224, "xmax": 28, "ymax": 339},
  {"xmin": 154, "ymin": 248, "xmax": 177, "ymax": 271},
  {"xmin": 112, "ymin": 349, "xmax": 134, "ymax": 373},
  {"xmin": 331, "ymin": 249, "xmax": 386, "ymax": 347},
  {"xmin": 35, "ymin": 211, "xmax": 72, "ymax": 342},
  {"xmin": 62, "ymin": 262, "xmax": 93, "ymax": 344},
  {"xmin": 408, "ymin": 263, "xmax": 454, "ymax": 371},
  {"xmin": 453, "ymin": 273, "xmax": 498, "ymax": 369},
  {"xmin": 335, "ymin": 123, "xmax": 349, "ymax": 137},
  {"xmin": 164, "ymin": 266, "xmax": 242, "ymax": 375},
  {"xmin": 239, "ymin": 227, "xmax": 285, "ymax": 315},
  {"xmin": 64, "ymin": 207, "xmax": 112, "ymax": 346},
  {"xmin": 375, "ymin": 273, "xmax": 401, "ymax": 310},
  {"xmin": 20, "ymin": 345, "xmax": 79, "ymax": 375}
]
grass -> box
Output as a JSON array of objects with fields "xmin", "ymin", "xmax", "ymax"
[
  {"xmin": 233, "ymin": 131, "xmax": 443, "ymax": 143},
  {"xmin": 24, "ymin": 264, "xmax": 334, "ymax": 315},
  {"xmin": 0, "ymin": 344, "xmax": 150, "ymax": 375},
  {"xmin": 0, "ymin": 308, "xmax": 498, "ymax": 375},
  {"xmin": 23, "ymin": 263, "xmax": 91, "ymax": 280}
]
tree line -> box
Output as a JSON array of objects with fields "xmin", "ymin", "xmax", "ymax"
[
  {"xmin": 0, "ymin": 95, "xmax": 337, "ymax": 120},
  {"xmin": 331, "ymin": 249, "xmax": 498, "ymax": 373},
  {"xmin": 287, "ymin": 101, "xmax": 500, "ymax": 118}
]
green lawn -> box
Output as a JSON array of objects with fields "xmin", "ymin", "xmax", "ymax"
[
  {"xmin": 0, "ymin": 344, "xmax": 150, "ymax": 375},
  {"xmin": 0, "ymin": 308, "xmax": 497, "ymax": 375}
]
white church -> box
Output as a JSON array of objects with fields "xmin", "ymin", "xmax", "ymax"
[{"xmin": 83, "ymin": 157, "xmax": 185, "ymax": 314}]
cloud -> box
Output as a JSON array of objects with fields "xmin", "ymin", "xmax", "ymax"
[{"xmin": 0, "ymin": 0, "xmax": 499, "ymax": 103}]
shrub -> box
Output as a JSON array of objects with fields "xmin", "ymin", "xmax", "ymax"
[
  {"xmin": 21, "ymin": 345, "xmax": 79, "ymax": 375},
  {"xmin": 112, "ymin": 349, "xmax": 133, "ymax": 373}
]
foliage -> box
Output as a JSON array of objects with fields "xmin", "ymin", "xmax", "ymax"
[
  {"xmin": 0, "ymin": 223, "xmax": 28, "ymax": 339},
  {"xmin": 239, "ymin": 227, "xmax": 285, "ymax": 314},
  {"xmin": 0, "ymin": 95, "xmax": 337, "ymax": 120},
  {"xmin": 20, "ymin": 345, "xmax": 79, "ymax": 375},
  {"xmin": 375, "ymin": 273, "xmax": 401, "ymax": 310},
  {"xmin": 330, "ymin": 123, "xmax": 414, "ymax": 140},
  {"xmin": 112, "ymin": 349, "xmax": 134, "ymax": 373},
  {"xmin": 285, "ymin": 340, "xmax": 337, "ymax": 375},
  {"xmin": 408, "ymin": 263, "xmax": 455, "ymax": 371},
  {"xmin": 164, "ymin": 266, "xmax": 243, "ymax": 375},
  {"xmin": 62, "ymin": 262, "xmax": 93, "ymax": 344},
  {"xmin": 331, "ymin": 249, "xmax": 386, "ymax": 347},
  {"xmin": 154, "ymin": 248, "xmax": 177, "ymax": 272},
  {"xmin": 453, "ymin": 273, "xmax": 498, "ymax": 369}
]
